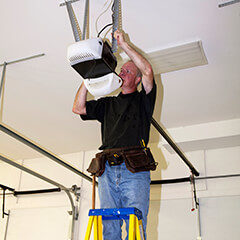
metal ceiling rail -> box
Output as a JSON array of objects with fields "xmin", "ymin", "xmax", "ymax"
[
  {"xmin": 218, "ymin": 0, "xmax": 240, "ymax": 8},
  {"xmin": 150, "ymin": 173, "xmax": 240, "ymax": 185},
  {"xmin": 0, "ymin": 153, "xmax": 76, "ymax": 240},
  {"xmin": 0, "ymin": 62, "xmax": 7, "ymax": 105},
  {"xmin": 0, "ymin": 154, "xmax": 68, "ymax": 191},
  {"xmin": 151, "ymin": 117, "xmax": 200, "ymax": 177},
  {"xmin": 0, "ymin": 53, "xmax": 93, "ymax": 184},
  {"xmin": 0, "ymin": 122, "xmax": 93, "ymax": 183},
  {"xmin": 0, "ymin": 54, "xmax": 45, "ymax": 121},
  {"xmin": 0, "ymin": 53, "xmax": 45, "ymax": 67},
  {"xmin": 0, "ymin": 184, "xmax": 14, "ymax": 218}
]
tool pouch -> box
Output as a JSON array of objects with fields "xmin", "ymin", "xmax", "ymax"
[
  {"xmin": 87, "ymin": 152, "xmax": 107, "ymax": 177},
  {"xmin": 123, "ymin": 147, "xmax": 158, "ymax": 173},
  {"xmin": 107, "ymin": 154, "xmax": 124, "ymax": 166}
]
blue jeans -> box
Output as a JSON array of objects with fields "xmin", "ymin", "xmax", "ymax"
[{"xmin": 98, "ymin": 161, "xmax": 151, "ymax": 240}]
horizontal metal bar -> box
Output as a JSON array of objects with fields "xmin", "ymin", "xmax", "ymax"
[
  {"xmin": 0, "ymin": 193, "xmax": 13, "ymax": 196},
  {"xmin": 0, "ymin": 53, "xmax": 45, "ymax": 67},
  {"xmin": 0, "ymin": 122, "xmax": 93, "ymax": 183},
  {"xmin": 218, "ymin": 0, "xmax": 240, "ymax": 8},
  {"xmin": 0, "ymin": 154, "xmax": 68, "ymax": 190},
  {"xmin": 150, "ymin": 173, "xmax": 240, "ymax": 185},
  {"xmin": 151, "ymin": 177, "xmax": 190, "ymax": 185},
  {"xmin": 0, "ymin": 153, "xmax": 77, "ymax": 239},
  {"xmin": 197, "ymin": 173, "xmax": 240, "ymax": 180},
  {"xmin": 0, "ymin": 184, "xmax": 15, "ymax": 192},
  {"xmin": 59, "ymin": 0, "xmax": 80, "ymax": 7},
  {"xmin": 14, "ymin": 188, "xmax": 61, "ymax": 196},
  {"xmin": 151, "ymin": 117, "xmax": 200, "ymax": 176}
]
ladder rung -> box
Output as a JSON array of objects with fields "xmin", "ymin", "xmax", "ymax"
[
  {"xmin": 85, "ymin": 208, "xmax": 145, "ymax": 240},
  {"xmin": 89, "ymin": 207, "xmax": 143, "ymax": 220}
]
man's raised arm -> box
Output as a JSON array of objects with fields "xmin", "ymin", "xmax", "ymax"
[
  {"xmin": 72, "ymin": 82, "xmax": 88, "ymax": 115},
  {"xmin": 114, "ymin": 30, "xmax": 154, "ymax": 94}
]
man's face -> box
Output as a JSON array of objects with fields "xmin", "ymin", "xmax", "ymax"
[{"xmin": 119, "ymin": 61, "xmax": 139, "ymax": 89}]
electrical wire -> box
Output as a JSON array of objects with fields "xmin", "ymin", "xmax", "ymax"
[
  {"xmin": 95, "ymin": 0, "xmax": 114, "ymax": 35},
  {"xmin": 97, "ymin": 23, "xmax": 113, "ymax": 37}
]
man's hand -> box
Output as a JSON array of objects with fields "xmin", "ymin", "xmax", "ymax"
[
  {"xmin": 114, "ymin": 30, "xmax": 127, "ymax": 49},
  {"xmin": 113, "ymin": 30, "xmax": 154, "ymax": 94}
]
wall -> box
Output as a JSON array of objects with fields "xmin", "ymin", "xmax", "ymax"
[
  {"xmin": 0, "ymin": 136, "xmax": 240, "ymax": 240},
  {"xmin": 0, "ymin": 151, "xmax": 98, "ymax": 240},
  {"xmin": 147, "ymin": 144, "xmax": 240, "ymax": 240}
]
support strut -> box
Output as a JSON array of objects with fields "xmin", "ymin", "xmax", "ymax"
[
  {"xmin": 151, "ymin": 117, "xmax": 199, "ymax": 176},
  {"xmin": 0, "ymin": 154, "xmax": 77, "ymax": 240},
  {"xmin": 0, "ymin": 122, "xmax": 93, "ymax": 183}
]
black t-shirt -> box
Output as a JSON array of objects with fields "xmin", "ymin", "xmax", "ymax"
[{"xmin": 80, "ymin": 81, "xmax": 156, "ymax": 150}]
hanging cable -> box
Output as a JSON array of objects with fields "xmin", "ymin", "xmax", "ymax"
[
  {"xmin": 95, "ymin": 0, "xmax": 114, "ymax": 35},
  {"xmin": 97, "ymin": 23, "xmax": 113, "ymax": 37}
]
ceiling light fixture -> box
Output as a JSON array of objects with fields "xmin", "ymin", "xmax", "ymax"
[{"xmin": 146, "ymin": 41, "xmax": 208, "ymax": 74}]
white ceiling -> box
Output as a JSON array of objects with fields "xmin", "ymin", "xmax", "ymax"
[{"xmin": 0, "ymin": 0, "xmax": 240, "ymax": 160}]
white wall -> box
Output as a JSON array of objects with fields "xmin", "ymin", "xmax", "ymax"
[
  {"xmin": 147, "ymin": 145, "xmax": 240, "ymax": 240},
  {"xmin": 0, "ymin": 139, "xmax": 240, "ymax": 240},
  {"xmin": 0, "ymin": 151, "xmax": 98, "ymax": 240}
]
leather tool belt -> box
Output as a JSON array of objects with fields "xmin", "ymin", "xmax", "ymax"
[{"xmin": 87, "ymin": 146, "xmax": 158, "ymax": 177}]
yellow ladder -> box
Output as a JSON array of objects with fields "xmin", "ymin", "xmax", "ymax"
[{"xmin": 84, "ymin": 207, "xmax": 145, "ymax": 240}]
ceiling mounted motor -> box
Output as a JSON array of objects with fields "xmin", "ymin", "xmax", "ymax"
[
  {"xmin": 62, "ymin": 0, "xmax": 122, "ymax": 97},
  {"xmin": 67, "ymin": 38, "xmax": 122, "ymax": 96}
]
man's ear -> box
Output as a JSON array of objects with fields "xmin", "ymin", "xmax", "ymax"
[{"xmin": 135, "ymin": 76, "xmax": 141, "ymax": 85}]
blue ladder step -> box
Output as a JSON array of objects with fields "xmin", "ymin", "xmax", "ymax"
[{"xmin": 88, "ymin": 207, "xmax": 143, "ymax": 221}]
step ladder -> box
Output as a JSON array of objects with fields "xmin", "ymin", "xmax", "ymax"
[{"xmin": 84, "ymin": 207, "xmax": 145, "ymax": 240}]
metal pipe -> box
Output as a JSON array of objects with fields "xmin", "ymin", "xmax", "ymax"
[
  {"xmin": 0, "ymin": 154, "xmax": 68, "ymax": 190},
  {"xmin": 64, "ymin": 189, "xmax": 76, "ymax": 239},
  {"xmin": 197, "ymin": 198, "xmax": 202, "ymax": 239},
  {"xmin": 60, "ymin": 0, "xmax": 80, "ymax": 7},
  {"xmin": 198, "ymin": 173, "xmax": 240, "ymax": 180},
  {"xmin": 0, "ymin": 184, "xmax": 14, "ymax": 192},
  {"xmin": 0, "ymin": 54, "xmax": 45, "ymax": 122},
  {"xmin": 2, "ymin": 189, "xmax": 7, "ymax": 218},
  {"xmin": 151, "ymin": 177, "xmax": 190, "ymax": 185},
  {"xmin": 0, "ymin": 153, "xmax": 76, "ymax": 240},
  {"xmin": 65, "ymin": 0, "xmax": 82, "ymax": 42},
  {"xmin": 218, "ymin": 0, "xmax": 240, "ymax": 8},
  {"xmin": 4, "ymin": 210, "xmax": 10, "ymax": 240},
  {"xmin": 0, "ymin": 122, "xmax": 93, "ymax": 183},
  {"xmin": 150, "ymin": 173, "xmax": 240, "ymax": 185},
  {"xmin": 112, "ymin": 0, "xmax": 120, "ymax": 53},
  {"xmin": 0, "ymin": 53, "xmax": 45, "ymax": 67},
  {"xmin": 14, "ymin": 188, "xmax": 61, "ymax": 196},
  {"xmin": 151, "ymin": 117, "xmax": 200, "ymax": 176},
  {"xmin": 82, "ymin": 0, "xmax": 89, "ymax": 40},
  {"xmin": 0, "ymin": 62, "xmax": 7, "ymax": 102}
]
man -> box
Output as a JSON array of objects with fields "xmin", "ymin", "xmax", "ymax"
[{"xmin": 72, "ymin": 30, "xmax": 156, "ymax": 239}]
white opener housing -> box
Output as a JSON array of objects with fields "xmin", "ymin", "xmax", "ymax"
[{"xmin": 67, "ymin": 38, "xmax": 122, "ymax": 96}]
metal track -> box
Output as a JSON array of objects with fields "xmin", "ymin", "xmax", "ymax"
[
  {"xmin": 151, "ymin": 117, "xmax": 200, "ymax": 176},
  {"xmin": 219, "ymin": 0, "xmax": 240, "ymax": 8},
  {"xmin": 0, "ymin": 122, "xmax": 93, "ymax": 183}
]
